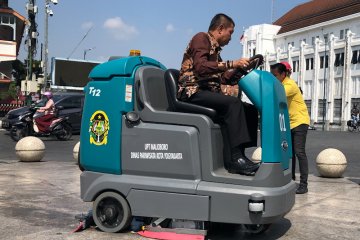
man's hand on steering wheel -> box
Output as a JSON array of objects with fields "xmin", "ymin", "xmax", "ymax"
[
  {"xmin": 233, "ymin": 58, "xmax": 250, "ymax": 69},
  {"xmin": 233, "ymin": 54, "xmax": 264, "ymax": 77}
]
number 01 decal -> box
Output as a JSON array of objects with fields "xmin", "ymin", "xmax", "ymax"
[{"xmin": 279, "ymin": 113, "xmax": 286, "ymax": 132}]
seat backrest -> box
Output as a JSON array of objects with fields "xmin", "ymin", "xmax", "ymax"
[
  {"xmin": 164, "ymin": 69, "xmax": 217, "ymax": 119},
  {"xmin": 136, "ymin": 66, "xmax": 169, "ymax": 111}
]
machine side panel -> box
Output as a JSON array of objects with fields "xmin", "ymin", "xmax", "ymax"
[
  {"xmin": 127, "ymin": 189, "xmax": 210, "ymax": 221},
  {"xmin": 122, "ymin": 118, "xmax": 202, "ymax": 180},
  {"xmin": 80, "ymin": 172, "xmax": 200, "ymax": 201},
  {"xmin": 81, "ymin": 77, "xmax": 132, "ymax": 174},
  {"xmin": 197, "ymin": 180, "xmax": 296, "ymax": 224}
]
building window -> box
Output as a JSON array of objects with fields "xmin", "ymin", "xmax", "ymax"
[
  {"xmin": 334, "ymin": 53, "xmax": 344, "ymax": 67},
  {"xmin": 351, "ymin": 50, "xmax": 358, "ymax": 64},
  {"xmin": 334, "ymin": 78, "xmax": 342, "ymax": 97},
  {"xmin": 325, "ymin": 55, "xmax": 329, "ymax": 68},
  {"xmin": 324, "ymin": 34, "xmax": 329, "ymax": 43},
  {"xmin": 340, "ymin": 29, "xmax": 350, "ymax": 40},
  {"xmin": 320, "ymin": 56, "xmax": 324, "ymax": 69},
  {"xmin": 351, "ymin": 98, "xmax": 360, "ymax": 109},
  {"xmin": 305, "ymin": 58, "xmax": 314, "ymax": 70},
  {"xmin": 306, "ymin": 59, "xmax": 309, "ymax": 70},
  {"xmin": 318, "ymin": 99, "xmax": 326, "ymax": 121},
  {"xmin": 319, "ymin": 79, "xmax": 328, "ymax": 98},
  {"xmin": 333, "ymin": 99, "xmax": 342, "ymax": 124},
  {"xmin": 304, "ymin": 80, "xmax": 312, "ymax": 98},
  {"xmin": 352, "ymin": 77, "xmax": 360, "ymax": 95},
  {"xmin": 292, "ymin": 61, "xmax": 296, "ymax": 72},
  {"xmin": 292, "ymin": 60, "xmax": 299, "ymax": 72}
]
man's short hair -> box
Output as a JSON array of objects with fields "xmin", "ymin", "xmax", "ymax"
[
  {"xmin": 270, "ymin": 63, "xmax": 287, "ymax": 74},
  {"xmin": 208, "ymin": 13, "xmax": 235, "ymax": 31}
]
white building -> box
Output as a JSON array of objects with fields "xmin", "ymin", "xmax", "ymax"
[{"xmin": 242, "ymin": 0, "xmax": 360, "ymax": 131}]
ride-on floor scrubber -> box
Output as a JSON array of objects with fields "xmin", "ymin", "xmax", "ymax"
[{"xmin": 79, "ymin": 54, "xmax": 296, "ymax": 235}]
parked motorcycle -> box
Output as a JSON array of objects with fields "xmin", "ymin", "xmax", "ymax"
[{"xmin": 10, "ymin": 106, "xmax": 72, "ymax": 141}]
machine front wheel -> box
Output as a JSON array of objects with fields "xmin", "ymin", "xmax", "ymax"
[{"xmin": 93, "ymin": 192, "xmax": 132, "ymax": 233}]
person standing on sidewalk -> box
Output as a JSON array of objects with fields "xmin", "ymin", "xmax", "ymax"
[{"xmin": 271, "ymin": 62, "xmax": 310, "ymax": 194}]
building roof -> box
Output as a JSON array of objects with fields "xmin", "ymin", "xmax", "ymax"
[{"xmin": 274, "ymin": 0, "xmax": 360, "ymax": 34}]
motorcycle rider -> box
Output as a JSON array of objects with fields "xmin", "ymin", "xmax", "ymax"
[{"xmin": 34, "ymin": 91, "xmax": 56, "ymax": 133}]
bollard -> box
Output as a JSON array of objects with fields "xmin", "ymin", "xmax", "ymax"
[
  {"xmin": 73, "ymin": 141, "xmax": 80, "ymax": 163},
  {"xmin": 15, "ymin": 136, "xmax": 45, "ymax": 162},
  {"xmin": 316, "ymin": 148, "xmax": 347, "ymax": 178},
  {"xmin": 251, "ymin": 147, "xmax": 262, "ymax": 163}
]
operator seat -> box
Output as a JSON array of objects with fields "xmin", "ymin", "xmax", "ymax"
[{"xmin": 164, "ymin": 69, "xmax": 217, "ymax": 119}]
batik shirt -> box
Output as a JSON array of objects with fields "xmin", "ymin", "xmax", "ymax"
[{"xmin": 178, "ymin": 32, "xmax": 243, "ymax": 99}]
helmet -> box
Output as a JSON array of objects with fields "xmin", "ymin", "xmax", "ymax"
[
  {"xmin": 280, "ymin": 61, "xmax": 292, "ymax": 71},
  {"xmin": 43, "ymin": 91, "xmax": 53, "ymax": 98}
]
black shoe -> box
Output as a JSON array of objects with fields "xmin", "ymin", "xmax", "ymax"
[
  {"xmin": 296, "ymin": 184, "xmax": 308, "ymax": 194},
  {"xmin": 227, "ymin": 157, "xmax": 260, "ymax": 176},
  {"xmin": 232, "ymin": 152, "xmax": 260, "ymax": 167}
]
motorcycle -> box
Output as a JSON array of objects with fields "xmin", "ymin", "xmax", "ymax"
[
  {"xmin": 347, "ymin": 117, "xmax": 360, "ymax": 132},
  {"xmin": 10, "ymin": 106, "xmax": 72, "ymax": 141}
]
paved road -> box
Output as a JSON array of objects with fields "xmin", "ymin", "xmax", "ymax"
[{"xmin": 0, "ymin": 129, "xmax": 359, "ymax": 239}]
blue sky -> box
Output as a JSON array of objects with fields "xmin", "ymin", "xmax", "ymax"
[{"xmin": 10, "ymin": 0, "xmax": 307, "ymax": 69}]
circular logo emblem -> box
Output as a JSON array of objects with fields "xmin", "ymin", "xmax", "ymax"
[{"xmin": 89, "ymin": 110, "xmax": 110, "ymax": 145}]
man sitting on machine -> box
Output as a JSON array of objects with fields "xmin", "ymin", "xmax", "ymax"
[{"xmin": 178, "ymin": 13, "xmax": 259, "ymax": 176}]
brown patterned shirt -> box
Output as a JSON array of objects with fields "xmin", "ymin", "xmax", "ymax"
[{"xmin": 178, "ymin": 32, "xmax": 242, "ymax": 99}]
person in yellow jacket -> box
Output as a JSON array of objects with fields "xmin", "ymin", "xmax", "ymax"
[{"xmin": 271, "ymin": 62, "xmax": 310, "ymax": 194}]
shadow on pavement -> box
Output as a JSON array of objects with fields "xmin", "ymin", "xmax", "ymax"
[{"xmin": 207, "ymin": 218, "xmax": 292, "ymax": 240}]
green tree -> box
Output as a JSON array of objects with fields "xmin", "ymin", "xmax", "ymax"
[{"xmin": 12, "ymin": 59, "xmax": 26, "ymax": 85}]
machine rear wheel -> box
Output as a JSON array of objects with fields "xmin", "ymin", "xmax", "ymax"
[{"xmin": 93, "ymin": 192, "xmax": 132, "ymax": 233}]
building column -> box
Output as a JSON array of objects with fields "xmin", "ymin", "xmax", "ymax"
[
  {"xmin": 242, "ymin": 34, "xmax": 248, "ymax": 58},
  {"xmin": 312, "ymin": 38, "xmax": 321, "ymax": 124},
  {"xmin": 287, "ymin": 44, "xmax": 293, "ymax": 69},
  {"xmin": 341, "ymin": 31, "xmax": 354, "ymax": 130},
  {"xmin": 299, "ymin": 41, "xmax": 306, "ymax": 90},
  {"xmin": 326, "ymin": 34, "xmax": 336, "ymax": 130}
]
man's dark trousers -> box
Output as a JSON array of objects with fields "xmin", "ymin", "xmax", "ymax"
[
  {"xmin": 188, "ymin": 90, "xmax": 258, "ymax": 149},
  {"xmin": 291, "ymin": 124, "xmax": 309, "ymax": 185}
]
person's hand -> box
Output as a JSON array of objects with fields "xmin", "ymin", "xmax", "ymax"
[{"xmin": 233, "ymin": 58, "xmax": 250, "ymax": 69}]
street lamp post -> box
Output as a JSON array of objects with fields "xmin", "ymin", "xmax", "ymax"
[
  {"xmin": 83, "ymin": 47, "xmax": 95, "ymax": 60},
  {"xmin": 43, "ymin": 0, "xmax": 58, "ymax": 92}
]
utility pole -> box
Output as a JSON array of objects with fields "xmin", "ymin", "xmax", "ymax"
[
  {"xmin": 43, "ymin": 0, "xmax": 58, "ymax": 92},
  {"xmin": 26, "ymin": 0, "xmax": 37, "ymax": 105},
  {"xmin": 43, "ymin": 0, "xmax": 49, "ymax": 91},
  {"xmin": 27, "ymin": 0, "xmax": 37, "ymax": 81}
]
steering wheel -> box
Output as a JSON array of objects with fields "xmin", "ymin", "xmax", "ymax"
[{"xmin": 237, "ymin": 54, "xmax": 264, "ymax": 76}]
